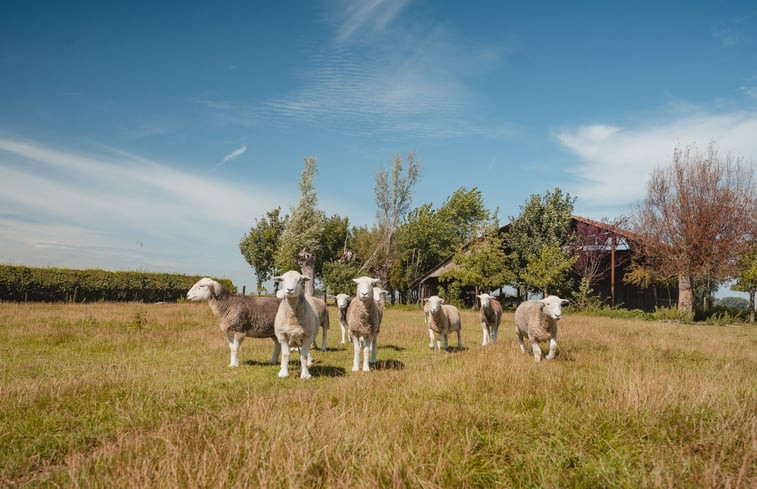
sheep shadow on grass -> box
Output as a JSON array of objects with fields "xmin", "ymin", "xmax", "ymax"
[
  {"xmin": 308, "ymin": 365, "xmax": 348, "ymax": 377},
  {"xmin": 378, "ymin": 344, "xmax": 406, "ymax": 352},
  {"xmin": 370, "ymin": 359, "xmax": 405, "ymax": 370}
]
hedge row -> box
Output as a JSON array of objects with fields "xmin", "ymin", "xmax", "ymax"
[{"xmin": 0, "ymin": 265, "xmax": 236, "ymax": 303}]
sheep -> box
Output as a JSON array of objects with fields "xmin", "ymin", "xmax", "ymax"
[
  {"xmin": 186, "ymin": 277, "xmax": 281, "ymax": 367},
  {"xmin": 373, "ymin": 288, "xmax": 389, "ymax": 309},
  {"xmin": 346, "ymin": 276, "xmax": 381, "ymax": 372},
  {"xmin": 335, "ymin": 293, "xmax": 352, "ymax": 344},
  {"xmin": 476, "ymin": 293, "xmax": 502, "ymax": 346},
  {"xmin": 370, "ymin": 287, "xmax": 389, "ymax": 364},
  {"xmin": 272, "ymin": 270, "xmax": 320, "ymax": 379},
  {"xmin": 514, "ymin": 295, "xmax": 569, "ymax": 362},
  {"xmin": 310, "ymin": 295, "xmax": 330, "ymax": 351},
  {"xmin": 423, "ymin": 295, "xmax": 462, "ymax": 351}
]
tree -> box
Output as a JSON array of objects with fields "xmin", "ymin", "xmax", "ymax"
[
  {"xmin": 522, "ymin": 243, "xmax": 578, "ymax": 297},
  {"xmin": 394, "ymin": 187, "xmax": 492, "ymax": 302},
  {"xmin": 507, "ymin": 188, "xmax": 576, "ymax": 298},
  {"xmin": 363, "ymin": 153, "xmax": 420, "ymax": 288},
  {"xmin": 733, "ymin": 244, "xmax": 757, "ymax": 322},
  {"xmin": 239, "ymin": 207, "xmax": 288, "ymax": 294},
  {"xmin": 275, "ymin": 157, "xmax": 325, "ymax": 295},
  {"xmin": 442, "ymin": 225, "xmax": 515, "ymax": 297},
  {"xmin": 631, "ymin": 143, "xmax": 756, "ymax": 313}
]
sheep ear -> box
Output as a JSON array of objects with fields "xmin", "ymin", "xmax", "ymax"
[
  {"xmin": 423, "ymin": 298, "xmax": 429, "ymax": 303},
  {"xmin": 301, "ymin": 276, "xmax": 311, "ymax": 282},
  {"xmin": 439, "ymin": 298, "xmax": 445, "ymax": 304},
  {"xmin": 353, "ymin": 278, "xmax": 360, "ymax": 284},
  {"xmin": 371, "ymin": 278, "xmax": 380, "ymax": 286},
  {"xmin": 273, "ymin": 276, "xmax": 282, "ymax": 283},
  {"xmin": 476, "ymin": 294, "xmax": 481, "ymax": 299},
  {"xmin": 561, "ymin": 299, "xmax": 569, "ymax": 305}
]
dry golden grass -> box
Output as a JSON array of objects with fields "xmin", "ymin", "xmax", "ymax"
[{"xmin": 0, "ymin": 302, "xmax": 755, "ymax": 488}]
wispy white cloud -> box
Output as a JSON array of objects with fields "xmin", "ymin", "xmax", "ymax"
[
  {"xmin": 0, "ymin": 137, "xmax": 283, "ymax": 285},
  {"xmin": 330, "ymin": 0, "xmax": 412, "ymax": 44},
  {"xmin": 556, "ymin": 109, "xmax": 757, "ymax": 217},
  {"xmin": 216, "ymin": 143, "xmax": 247, "ymax": 169}
]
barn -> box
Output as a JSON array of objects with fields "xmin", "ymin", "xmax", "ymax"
[{"xmin": 408, "ymin": 215, "xmax": 678, "ymax": 311}]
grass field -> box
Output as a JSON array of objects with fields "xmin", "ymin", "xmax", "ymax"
[{"xmin": 0, "ymin": 301, "xmax": 755, "ymax": 488}]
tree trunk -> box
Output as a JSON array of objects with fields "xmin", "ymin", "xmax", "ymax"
[
  {"xmin": 677, "ymin": 273, "xmax": 693, "ymax": 313},
  {"xmin": 296, "ymin": 251, "xmax": 316, "ymax": 296},
  {"xmin": 750, "ymin": 287, "xmax": 755, "ymax": 323}
]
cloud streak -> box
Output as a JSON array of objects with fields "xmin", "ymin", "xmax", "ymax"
[{"xmin": 216, "ymin": 143, "xmax": 247, "ymax": 169}]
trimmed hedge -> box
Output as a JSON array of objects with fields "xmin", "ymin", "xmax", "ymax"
[{"xmin": 0, "ymin": 265, "xmax": 236, "ymax": 303}]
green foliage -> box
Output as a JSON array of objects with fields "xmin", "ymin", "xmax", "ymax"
[
  {"xmin": 522, "ymin": 243, "xmax": 578, "ymax": 296},
  {"xmin": 507, "ymin": 188, "xmax": 576, "ymax": 293},
  {"xmin": 0, "ymin": 265, "xmax": 235, "ymax": 302},
  {"xmin": 571, "ymin": 277, "xmax": 605, "ymax": 311},
  {"xmin": 275, "ymin": 157, "xmax": 325, "ymax": 273},
  {"xmin": 320, "ymin": 261, "xmax": 361, "ymax": 296},
  {"xmin": 239, "ymin": 207, "xmax": 288, "ymax": 294},
  {"xmin": 442, "ymin": 227, "xmax": 514, "ymax": 294}
]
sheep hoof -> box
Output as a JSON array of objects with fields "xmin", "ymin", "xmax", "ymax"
[
  {"xmin": 362, "ymin": 366, "xmax": 370, "ymax": 372},
  {"xmin": 278, "ymin": 370, "xmax": 289, "ymax": 378},
  {"xmin": 300, "ymin": 372, "xmax": 312, "ymax": 379}
]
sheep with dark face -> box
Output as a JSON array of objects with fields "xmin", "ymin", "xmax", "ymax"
[
  {"xmin": 335, "ymin": 293, "xmax": 352, "ymax": 344},
  {"xmin": 273, "ymin": 270, "xmax": 321, "ymax": 379},
  {"xmin": 186, "ymin": 278, "xmax": 281, "ymax": 367},
  {"xmin": 476, "ymin": 293, "xmax": 502, "ymax": 346},
  {"xmin": 514, "ymin": 295, "xmax": 568, "ymax": 362},
  {"xmin": 424, "ymin": 295, "xmax": 462, "ymax": 351},
  {"xmin": 346, "ymin": 276, "xmax": 381, "ymax": 372}
]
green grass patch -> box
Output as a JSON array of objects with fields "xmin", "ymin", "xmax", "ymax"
[{"xmin": 0, "ymin": 302, "xmax": 754, "ymax": 488}]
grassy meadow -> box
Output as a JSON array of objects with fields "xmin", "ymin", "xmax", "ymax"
[{"xmin": 0, "ymin": 301, "xmax": 755, "ymax": 488}]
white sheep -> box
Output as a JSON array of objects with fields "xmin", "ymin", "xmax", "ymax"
[
  {"xmin": 476, "ymin": 293, "xmax": 502, "ymax": 346},
  {"xmin": 335, "ymin": 293, "xmax": 352, "ymax": 344},
  {"xmin": 346, "ymin": 276, "xmax": 381, "ymax": 372},
  {"xmin": 310, "ymin": 296, "xmax": 330, "ymax": 351},
  {"xmin": 424, "ymin": 295, "xmax": 462, "ymax": 351},
  {"xmin": 370, "ymin": 287, "xmax": 390, "ymax": 364},
  {"xmin": 186, "ymin": 278, "xmax": 281, "ymax": 367},
  {"xmin": 514, "ymin": 295, "xmax": 568, "ymax": 362},
  {"xmin": 272, "ymin": 270, "xmax": 320, "ymax": 379}
]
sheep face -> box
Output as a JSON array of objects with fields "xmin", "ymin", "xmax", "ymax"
[
  {"xmin": 476, "ymin": 293, "xmax": 493, "ymax": 309},
  {"xmin": 273, "ymin": 270, "xmax": 310, "ymax": 303},
  {"xmin": 425, "ymin": 295, "xmax": 444, "ymax": 315},
  {"xmin": 336, "ymin": 293, "xmax": 351, "ymax": 309},
  {"xmin": 538, "ymin": 295, "xmax": 569, "ymax": 320},
  {"xmin": 186, "ymin": 277, "xmax": 220, "ymax": 301},
  {"xmin": 353, "ymin": 276, "xmax": 379, "ymax": 302}
]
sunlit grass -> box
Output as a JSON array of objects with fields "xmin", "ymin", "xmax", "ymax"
[{"xmin": 0, "ymin": 302, "xmax": 755, "ymax": 487}]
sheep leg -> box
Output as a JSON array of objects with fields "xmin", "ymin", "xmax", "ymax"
[
  {"xmin": 369, "ymin": 335, "xmax": 377, "ymax": 364},
  {"xmin": 300, "ymin": 344, "xmax": 312, "ymax": 379},
  {"xmin": 362, "ymin": 339, "xmax": 371, "ymax": 372},
  {"xmin": 442, "ymin": 334, "xmax": 449, "ymax": 351},
  {"xmin": 492, "ymin": 324, "xmax": 499, "ymax": 343},
  {"xmin": 456, "ymin": 330, "xmax": 462, "ymax": 349},
  {"xmin": 278, "ymin": 341, "xmax": 291, "ymax": 378},
  {"xmin": 546, "ymin": 334, "xmax": 558, "ymax": 360},
  {"xmin": 515, "ymin": 328, "xmax": 528, "ymax": 353},
  {"xmin": 267, "ymin": 338, "xmax": 281, "ymax": 365},
  {"xmin": 227, "ymin": 332, "xmax": 245, "ymax": 367},
  {"xmin": 352, "ymin": 336, "xmax": 362, "ymax": 372},
  {"xmin": 339, "ymin": 321, "xmax": 347, "ymax": 344},
  {"xmin": 428, "ymin": 329, "xmax": 436, "ymax": 350},
  {"xmin": 481, "ymin": 322, "xmax": 490, "ymax": 346},
  {"xmin": 531, "ymin": 341, "xmax": 543, "ymax": 362},
  {"xmin": 320, "ymin": 324, "xmax": 327, "ymax": 352}
]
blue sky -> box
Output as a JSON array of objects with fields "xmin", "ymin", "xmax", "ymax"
[{"xmin": 1, "ymin": 0, "xmax": 756, "ymax": 295}]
